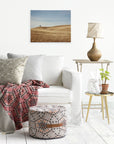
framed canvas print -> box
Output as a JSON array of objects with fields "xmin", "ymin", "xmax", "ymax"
[{"xmin": 30, "ymin": 10, "xmax": 71, "ymax": 42}]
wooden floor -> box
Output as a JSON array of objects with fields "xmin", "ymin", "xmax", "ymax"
[{"xmin": 0, "ymin": 108, "xmax": 114, "ymax": 144}]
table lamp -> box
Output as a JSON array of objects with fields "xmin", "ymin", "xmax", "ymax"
[{"xmin": 87, "ymin": 23, "xmax": 103, "ymax": 61}]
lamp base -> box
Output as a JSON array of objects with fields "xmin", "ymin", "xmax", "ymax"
[{"xmin": 87, "ymin": 38, "xmax": 102, "ymax": 61}]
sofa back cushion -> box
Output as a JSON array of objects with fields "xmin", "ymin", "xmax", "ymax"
[
  {"xmin": 7, "ymin": 53, "xmax": 64, "ymax": 85},
  {"xmin": 0, "ymin": 57, "xmax": 28, "ymax": 85},
  {"xmin": 42, "ymin": 56, "xmax": 64, "ymax": 85},
  {"xmin": 7, "ymin": 53, "xmax": 43, "ymax": 82}
]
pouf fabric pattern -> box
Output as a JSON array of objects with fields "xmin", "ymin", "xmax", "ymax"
[{"xmin": 29, "ymin": 105, "xmax": 66, "ymax": 139}]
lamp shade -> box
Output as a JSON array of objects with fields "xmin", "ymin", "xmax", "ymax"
[{"xmin": 87, "ymin": 23, "xmax": 103, "ymax": 38}]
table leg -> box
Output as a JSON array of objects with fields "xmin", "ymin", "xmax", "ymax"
[
  {"xmin": 76, "ymin": 62, "xmax": 79, "ymax": 72},
  {"xmin": 104, "ymin": 96, "xmax": 110, "ymax": 124},
  {"xmin": 86, "ymin": 96, "xmax": 92, "ymax": 122},
  {"xmin": 80, "ymin": 63, "xmax": 82, "ymax": 72},
  {"xmin": 101, "ymin": 96, "xmax": 104, "ymax": 120},
  {"xmin": 81, "ymin": 102, "xmax": 84, "ymax": 118},
  {"xmin": 103, "ymin": 96, "xmax": 107, "ymax": 118}
]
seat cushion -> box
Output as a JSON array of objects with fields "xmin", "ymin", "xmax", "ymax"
[{"xmin": 38, "ymin": 86, "xmax": 72, "ymax": 104}]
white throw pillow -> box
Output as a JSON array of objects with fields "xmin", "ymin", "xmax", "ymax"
[
  {"xmin": 42, "ymin": 56, "xmax": 64, "ymax": 85},
  {"xmin": 7, "ymin": 53, "xmax": 43, "ymax": 82},
  {"xmin": 0, "ymin": 55, "xmax": 7, "ymax": 59}
]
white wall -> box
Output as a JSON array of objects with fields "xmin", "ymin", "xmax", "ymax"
[{"xmin": 0, "ymin": 0, "xmax": 114, "ymax": 92}]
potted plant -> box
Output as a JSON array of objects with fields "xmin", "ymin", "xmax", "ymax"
[{"xmin": 99, "ymin": 68, "xmax": 110, "ymax": 94}]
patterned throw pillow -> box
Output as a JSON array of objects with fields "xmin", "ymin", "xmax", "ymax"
[{"xmin": 0, "ymin": 57, "xmax": 28, "ymax": 85}]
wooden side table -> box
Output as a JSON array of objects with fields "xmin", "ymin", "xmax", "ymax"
[
  {"xmin": 73, "ymin": 59, "xmax": 113, "ymax": 118},
  {"xmin": 85, "ymin": 92, "xmax": 114, "ymax": 124},
  {"xmin": 73, "ymin": 59, "xmax": 113, "ymax": 72}
]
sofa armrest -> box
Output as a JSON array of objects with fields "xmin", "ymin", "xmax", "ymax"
[
  {"xmin": 62, "ymin": 69, "xmax": 81, "ymax": 90},
  {"xmin": 62, "ymin": 69, "xmax": 82, "ymax": 124}
]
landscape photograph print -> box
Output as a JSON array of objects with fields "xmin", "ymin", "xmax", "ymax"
[{"xmin": 31, "ymin": 10, "xmax": 71, "ymax": 42}]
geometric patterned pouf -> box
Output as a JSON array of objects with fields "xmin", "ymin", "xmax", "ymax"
[{"xmin": 29, "ymin": 105, "xmax": 66, "ymax": 139}]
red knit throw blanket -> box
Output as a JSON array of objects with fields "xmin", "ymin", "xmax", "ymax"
[{"xmin": 0, "ymin": 80, "xmax": 49, "ymax": 130}]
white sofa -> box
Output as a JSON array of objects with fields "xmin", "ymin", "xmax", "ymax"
[{"xmin": 7, "ymin": 54, "xmax": 82, "ymax": 125}]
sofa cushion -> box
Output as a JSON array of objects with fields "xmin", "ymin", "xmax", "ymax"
[
  {"xmin": 38, "ymin": 86, "xmax": 72, "ymax": 104},
  {"xmin": 0, "ymin": 57, "xmax": 28, "ymax": 85},
  {"xmin": 42, "ymin": 56, "xmax": 64, "ymax": 85},
  {"xmin": 7, "ymin": 53, "xmax": 43, "ymax": 82}
]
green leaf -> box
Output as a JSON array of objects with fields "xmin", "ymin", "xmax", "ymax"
[
  {"xmin": 100, "ymin": 72, "xmax": 103, "ymax": 75},
  {"xmin": 105, "ymin": 71, "xmax": 110, "ymax": 74},
  {"xmin": 99, "ymin": 68, "xmax": 104, "ymax": 72}
]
